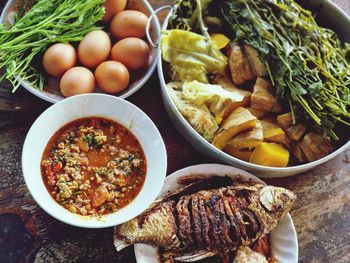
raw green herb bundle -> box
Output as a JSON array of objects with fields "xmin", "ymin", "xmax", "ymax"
[
  {"xmin": 218, "ymin": 0, "xmax": 350, "ymax": 139},
  {"xmin": 0, "ymin": 0, "xmax": 105, "ymax": 92}
]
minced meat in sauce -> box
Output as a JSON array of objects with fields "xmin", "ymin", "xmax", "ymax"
[{"xmin": 41, "ymin": 117, "xmax": 147, "ymax": 216}]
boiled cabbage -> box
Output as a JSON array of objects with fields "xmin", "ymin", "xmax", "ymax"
[
  {"xmin": 167, "ymin": 82, "xmax": 219, "ymax": 141},
  {"xmin": 161, "ymin": 30, "xmax": 227, "ymax": 83}
]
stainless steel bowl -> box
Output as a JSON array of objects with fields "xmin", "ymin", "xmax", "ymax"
[
  {"xmin": 158, "ymin": 0, "xmax": 350, "ymax": 178},
  {"xmin": 0, "ymin": 0, "xmax": 160, "ymax": 103}
]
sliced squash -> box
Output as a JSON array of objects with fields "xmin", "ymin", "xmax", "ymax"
[
  {"xmin": 214, "ymin": 76, "xmax": 251, "ymax": 118},
  {"xmin": 249, "ymin": 142, "xmax": 290, "ymax": 167},
  {"xmin": 210, "ymin": 33, "xmax": 230, "ymax": 49},
  {"xmin": 213, "ymin": 107, "xmax": 257, "ymax": 150},
  {"xmin": 224, "ymin": 146, "xmax": 254, "ymax": 162},
  {"xmin": 260, "ymin": 118, "xmax": 288, "ymax": 147},
  {"xmin": 226, "ymin": 120, "xmax": 263, "ymax": 150}
]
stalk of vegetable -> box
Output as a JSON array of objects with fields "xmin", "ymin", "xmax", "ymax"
[
  {"xmin": 0, "ymin": 0, "xmax": 105, "ymax": 92},
  {"xmin": 217, "ymin": 0, "xmax": 350, "ymax": 140}
]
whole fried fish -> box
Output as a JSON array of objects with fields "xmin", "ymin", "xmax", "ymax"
[{"xmin": 114, "ymin": 176, "xmax": 296, "ymax": 262}]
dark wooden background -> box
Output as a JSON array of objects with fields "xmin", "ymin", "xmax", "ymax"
[{"xmin": 0, "ymin": 0, "xmax": 350, "ymax": 262}]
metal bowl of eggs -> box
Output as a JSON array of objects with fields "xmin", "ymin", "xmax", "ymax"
[{"xmin": 0, "ymin": 0, "xmax": 160, "ymax": 103}]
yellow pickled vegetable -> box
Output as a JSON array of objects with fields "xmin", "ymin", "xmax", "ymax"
[
  {"xmin": 210, "ymin": 33, "xmax": 230, "ymax": 49},
  {"xmin": 249, "ymin": 142, "xmax": 289, "ymax": 167}
]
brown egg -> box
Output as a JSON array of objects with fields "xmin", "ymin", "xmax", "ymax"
[
  {"xmin": 78, "ymin": 30, "xmax": 112, "ymax": 68},
  {"xmin": 60, "ymin": 67, "xmax": 95, "ymax": 97},
  {"xmin": 95, "ymin": 61, "xmax": 130, "ymax": 94},
  {"xmin": 111, "ymin": 38, "xmax": 150, "ymax": 70},
  {"xmin": 110, "ymin": 10, "xmax": 148, "ymax": 39},
  {"xmin": 102, "ymin": 0, "xmax": 127, "ymax": 23},
  {"xmin": 43, "ymin": 43, "xmax": 76, "ymax": 77}
]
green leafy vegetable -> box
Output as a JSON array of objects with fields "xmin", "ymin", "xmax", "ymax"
[
  {"xmin": 169, "ymin": 0, "xmax": 213, "ymax": 36},
  {"xmin": 161, "ymin": 29, "xmax": 227, "ymax": 83},
  {"xmin": 0, "ymin": 0, "xmax": 104, "ymax": 92},
  {"xmin": 217, "ymin": 0, "xmax": 350, "ymax": 139}
]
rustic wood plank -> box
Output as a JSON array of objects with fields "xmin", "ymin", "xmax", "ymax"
[{"xmin": 0, "ymin": 0, "xmax": 349, "ymax": 263}]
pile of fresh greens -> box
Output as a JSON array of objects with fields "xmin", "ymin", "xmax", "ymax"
[
  {"xmin": 168, "ymin": 0, "xmax": 350, "ymax": 140},
  {"xmin": 0, "ymin": 0, "xmax": 104, "ymax": 92}
]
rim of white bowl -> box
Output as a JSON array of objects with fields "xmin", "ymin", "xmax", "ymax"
[{"xmin": 22, "ymin": 93, "xmax": 167, "ymax": 228}]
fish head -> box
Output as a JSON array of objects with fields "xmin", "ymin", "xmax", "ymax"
[{"xmin": 259, "ymin": 186, "xmax": 296, "ymax": 219}]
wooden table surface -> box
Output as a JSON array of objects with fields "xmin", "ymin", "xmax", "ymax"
[{"xmin": 1, "ymin": 0, "xmax": 350, "ymax": 262}]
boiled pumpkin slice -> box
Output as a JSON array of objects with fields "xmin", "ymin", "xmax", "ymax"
[
  {"xmin": 224, "ymin": 146, "xmax": 254, "ymax": 162},
  {"xmin": 226, "ymin": 120, "xmax": 263, "ymax": 150},
  {"xmin": 213, "ymin": 107, "xmax": 257, "ymax": 150},
  {"xmin": 260, "ymin": 118, "xmax": 289, "ymax": 149},
  {"xmin": 214, "ymin": 75, "xmax": 251, "ymax": 118},
  {"xmin": 249, "ymin": 142, "xmax": 290, "ymax": 167}
]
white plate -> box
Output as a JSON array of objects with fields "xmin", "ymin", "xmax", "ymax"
[{"xmin": 132, "ymin": 164, "xmax": 298, "ymax": 263}]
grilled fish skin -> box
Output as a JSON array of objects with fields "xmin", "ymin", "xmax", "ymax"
[{"xmin": 114, "ymin": 176, "xmax": 296, "ymax": 261}]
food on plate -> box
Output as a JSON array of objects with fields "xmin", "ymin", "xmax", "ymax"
[
  {"xmin": 161, "ymin": 0, "xmax": 349, "ymax": 166},
  {"xmin": 60, "ymin": 67, "xmax": 95, "ymax": 97},
  {"xmin": 0, "ymin": 0, "xmax": 104, "ymax": 91},
  {"xmin": 110, "ymin": 10, "xmax": 148, "ymax": 39},
  {"xmin": 41, "ymin": 117, "xmax": 146, "ymax": 216},
  {"xmin": 0, "ymin": 0, "xmax": 152, "ymax": 97},
  {"xmin": 78, "ymin": 30, "xmax": 112, "ymax": 68},
  {"xmin": 102, "ymin": 0, "xmax": 127, "ymax": 22},
  {"xmin": 114, "ymin": 175, "xmax": 296, "ymax": 262},
  {"xmin": 43, "ymin": 43, "xmax": 77, "ymax": 77},
  {"xmin": 95, "ymin": 61, "xmax": 130, "ymax": 93},
  {"xmin": 111, "ymin": 38, "xmax": 150, "ymax": 70}
]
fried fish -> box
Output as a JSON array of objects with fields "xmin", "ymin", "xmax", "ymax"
[{"xmin": 114, "ymin": 176, "xmax": 296, "ymax": 262}]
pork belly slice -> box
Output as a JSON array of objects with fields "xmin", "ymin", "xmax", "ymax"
[
  {"xmin": 243, "ymin": 45, "xmax": 267, "ymax": 77},
  {"xmin": 229, "ymin": 45, "xmax": 255, "ymax": 85}
]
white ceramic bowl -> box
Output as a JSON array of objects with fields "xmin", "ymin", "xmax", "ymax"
[
  {"xmin": 158, "ymin": 0, "xmax": 350, "ymax": 177},
  {"xmin": 129, "ymin": 164, "xmax": 298, "ymax": 263},
  {"xmin": 0, "ymin": 0, "xmax": 160, "ymax": 103},
  {"xmin": 22, "ymin": 94, "xmax": 167, "ymax": 228}
]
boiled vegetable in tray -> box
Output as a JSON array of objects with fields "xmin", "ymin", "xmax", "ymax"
[{"xmin": 161, "ymin": 0, "xmax": 350, "ymax": 167}]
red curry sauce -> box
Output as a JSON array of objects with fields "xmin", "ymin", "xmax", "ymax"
[{"xmin": 41, "ymin": 117, "xmax": 147, "ymax": 216}]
